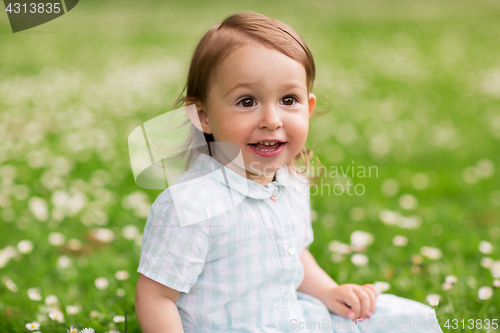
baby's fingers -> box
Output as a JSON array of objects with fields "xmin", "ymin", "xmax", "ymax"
[
  {"xmin": 364, "ymin": 283, "xmax": 379, "ymax": 297},
  {"xmin": 329, "ymin": 298, "xmax": 358, "ymax": 321},
  {"xmin": 362, "ymin": 284, "xmax": 378, "ymax": 315},
  {"xmin": 352, "ymin": 288, "xmax": 372, "ymax": 320}
]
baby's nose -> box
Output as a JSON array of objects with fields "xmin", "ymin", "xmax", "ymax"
[{"xmin": 258, "ymin": 106, "xmax": 283, "ymax": 130}]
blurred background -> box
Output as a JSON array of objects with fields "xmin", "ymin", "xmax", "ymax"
[{"xmin": 1, "ymin": 0, "xmax": 499, "ymax": 332}]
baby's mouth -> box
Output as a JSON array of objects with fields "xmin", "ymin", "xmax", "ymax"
[{"xmin": 249, "ymin": 141, "xmax": 285, "ymax": 151}]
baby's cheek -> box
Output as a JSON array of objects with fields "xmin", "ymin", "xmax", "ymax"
[{"xmin": 288, "ymin": 121, "xmax": 309, "ymax": 146}]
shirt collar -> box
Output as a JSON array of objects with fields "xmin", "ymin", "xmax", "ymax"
[{"xmin": 191, "ymin": 153, "xmax": 294, "ymax": 199}]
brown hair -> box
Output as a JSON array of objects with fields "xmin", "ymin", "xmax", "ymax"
[{"xmin": 172, "ymin": 11, "xmax": 325, "ymax": 183}]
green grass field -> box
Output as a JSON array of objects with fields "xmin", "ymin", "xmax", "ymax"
[{"xmin": 1, "ymin": 0, "xmax": 499, "ymax": 332}]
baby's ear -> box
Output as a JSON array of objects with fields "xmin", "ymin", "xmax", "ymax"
[
  {"xmin": 185, "ymin": 101, "xmax": 212, "ymax": 134},
  {"xmin": 308, "ymin": 93, "xmax": 317, "ymax": 117}
]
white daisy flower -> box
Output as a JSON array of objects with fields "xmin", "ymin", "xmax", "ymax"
[
  {"xmin": 29, "ymin": 197, "xmax": 49, "ymax": 221},
  {"xmin": 52, "ymin": 190, "xmax": 69, "ymax": 207},
  {"xmin": 420, "ymin": 246, "xmax": 442, "ymax": 260},
  {"xmin": 478, "ymin": 241, "xmax": 493, "ymax": 254},
  {"xmin": 397, "ymin": 215, "xmax": 422, "ymax": 230},
  {"xmin": 381, "ymin": 178, "xmax": 399, "ymax": 197},
  {"xmin": 116, "ymin": 288, "xmax": 126, "ymax": 297},
  {"xmin": 90, "ymin": 228, "xmax": 114, "ymax": 244},
  {"xmin": 66, "ymin": 305, "xmax": 80, "ymax": 315},
  {"xmin": 411, "ymin": 172, "xmax": 430, "ymax": 190},
  {"xmin": 328, "ymin": 241, "xmax": 351, "ymax": 255},
  {"xmin": 57, "ymin": 255, "xmax": 72, "ymax": 269},
  {"xmin": 478, "ymin": 286, "xmax": 493, "ymax": 300},
  {"xmin": 350, "ymin": 231, "xmax": 374, "ymax": 248},
  {"xmin": 95, "ymin": 277, "xmax": 109, "ymax": 290},
  {"xmin": 379, "ymin": 210, "xmax": 400, "ymax": 225},
  {"xmin": 493, "ymin": 279, "xmax": 500, "ymax": 288},
  {"xmin": 27, "ymin": 288, "xmax": 42, "ymax": 301},
  {"xmin": 392, "ymin": 235, "xmax": 408, "ymax": 247},
  {"xmin": 426, "ymin": 294, "xmax": 441, "ymax": 306},
  {"xmin": 67, "ymin": 326, "xmax": 78, "ymax": 333},
  {"xmin": 122, "ymin": 225, "xmax": 139, "ymax": 240},
  {"xmin": 0, "ymin": 252, "xmax": 9, "ymax": 269},
  {"xmin": 475, "ymin": 159, "xmax": 495, "ymax": 178},
  {"xmin": 26, "ymin": 322, "xmax": 40, "ymax": 330},
  {"xmin": 1, "ymin": 246, "xmax": 19, "ymax": 263},
  {"xmin": 115, "ymin": 270, "xmax": 129, "ymax": 281},
  {"xmin": 481, "ymin": 257, "xmax": 493, "ymax": 268},
  {"xmin": 351, "ymin": 253, "xmax": 369, "ymax": 266},
  {"xmin": 66, "ymin": 191, "xmax": 87, "ymax": 216},
  {"xmin": 49, "ymin": 309, "xmax": 64, "ymax": 322},
  {"xmin": 17, "ymin": 240, "xmax": 34, "ymax": 254},
  {"xmin": 373, "ymin": 281, "xmax": 390, "ymax": 294},
  {"xmin": 66, "ymin": 239, "xmax": 82, "ymax": 251},
  {"xmin": 45, "ymin": 295, "xmax": 58, "ymax": 305},
  {"xmin": 113, "ymin": 315, "xmax": 125, "ymax": 323},
  {"xmin": 80, "ymin": 328, "xmax": 95, "ymax": 333},
  {"xmin": 2, "ymin": 277, "xmax": 18, "ymax": 292},
  {"xmin": 398, "ymin": 194, "xmax": 418, "ymax": 210},
  {"xmin": 48, "ymin": 232, "xmax": 66, "ymax": 246},
  {"xmin": 442, "ymin": 282, "xmax": 453, "ymax": 291},
  {"xmin": 445, "ymin": 275, "xmax": 457, "ymax": 284},
  {"xmin": 89, "ymin": 310, "xmax": 101, "ymax": 319},
  {"xmin": 122, "ymin": 191, "xmax": 149, "ymax": 210},
  {"xmin": 490, "ymin": 260, "xmax": 500, "ymax": 278}
]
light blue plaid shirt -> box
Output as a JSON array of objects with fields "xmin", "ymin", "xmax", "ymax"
[{"xmin": 138, "ymin": 153, "xmax": 443, "ymax": 333}]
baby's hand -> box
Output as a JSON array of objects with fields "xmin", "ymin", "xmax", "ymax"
[{"xmin": 320, "ymin": 284, "xmax": 378, "ymax": 321}]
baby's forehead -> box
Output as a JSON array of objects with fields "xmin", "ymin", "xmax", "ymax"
[{"xmin": 211, "ymin": 44, "xmax": 307, "ymax": 86}]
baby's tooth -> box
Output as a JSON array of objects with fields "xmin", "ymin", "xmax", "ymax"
[{"xmin": 256, "ymin": 141, "xmax": 279, "ymax": 146}]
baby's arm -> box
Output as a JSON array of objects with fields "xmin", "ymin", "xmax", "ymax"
[
  {"xmin": 297, "ymin": 248, "xmax": 339, "ymax": 298},
  {"xmin": 135, "ymin": 274, "xmax": 185, "ymax": 333}
]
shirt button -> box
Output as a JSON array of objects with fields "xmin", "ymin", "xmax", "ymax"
[
  {"xmin": 271, "ymin": 191, "xmax": 279, "ymax": 200},
  {"xmin": 288, "ymin": 246, "xmax": 295, "ymax": 255}
]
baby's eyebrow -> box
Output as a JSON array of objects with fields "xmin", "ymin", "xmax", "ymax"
[
  {"xmin": 280, "ymin": 81, "xmax": 306, "ymax": 90},
  {"xmin": 224, "ymin": 82, "xmax": 258, "ymax": 98},
  {"xmin": 224, "ymin": 81, "xmax": 306, "ymax": 98}
]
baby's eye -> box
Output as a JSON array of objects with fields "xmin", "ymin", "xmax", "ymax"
[
  {"xmin": 281, "ymin": 95, "xmax": 298, "ymax": 106},
  {"xmin": 238, "ymin": 97, "xmax": 256, "ymax": 108}
]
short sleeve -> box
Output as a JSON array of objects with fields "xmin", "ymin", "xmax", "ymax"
[{"xmin": 137, "ymin": 191, "xmax": 210, "ymax": 293}]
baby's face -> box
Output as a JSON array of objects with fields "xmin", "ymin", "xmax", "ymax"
[{"xmin": 201, "ymin": 40, "xmax": 316, "ymax": 186}]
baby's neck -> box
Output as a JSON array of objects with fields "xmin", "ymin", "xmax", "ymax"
[{"xmin": 245, "ymin": 170, "xmax": 277, "ymax": 187}]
